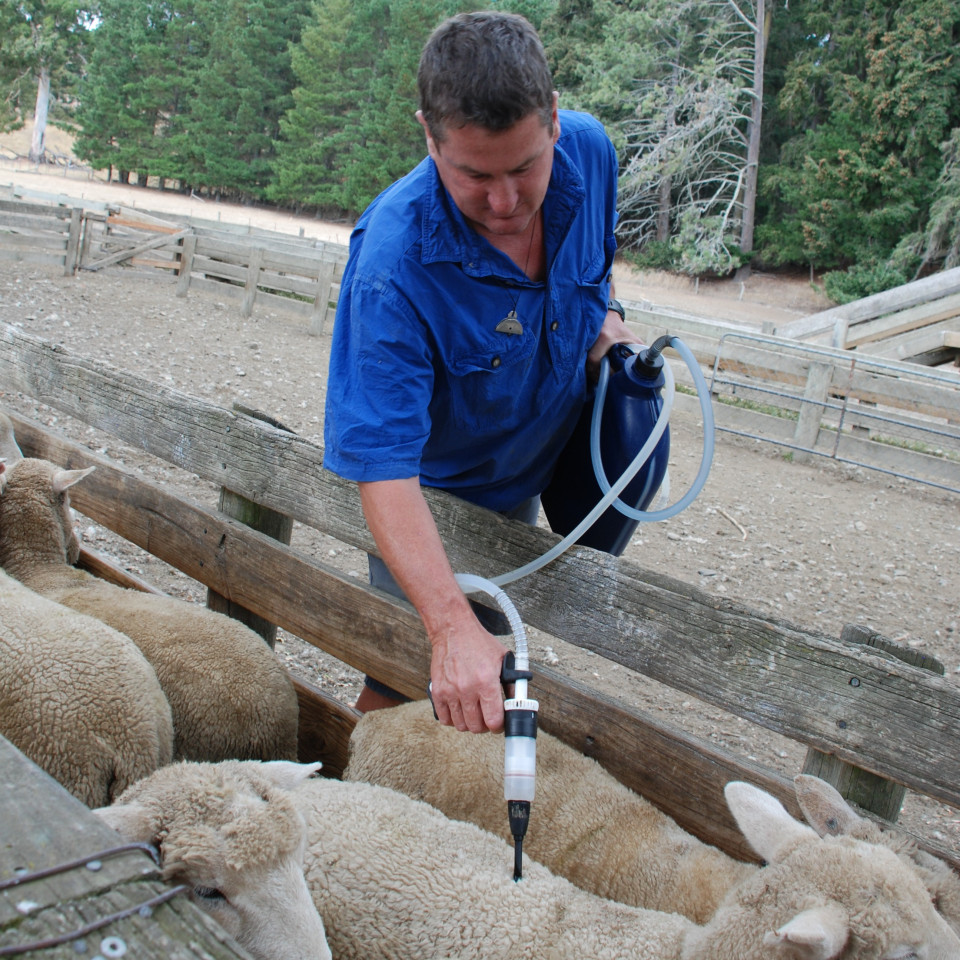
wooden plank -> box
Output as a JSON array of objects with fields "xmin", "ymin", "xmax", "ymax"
[
  {"xmin": 78, "ymin": 544, "xmax": 165, "ymax": 594},
  {"xmin": 846, "ymin": 292, "xmax": 960, "ymax": 348},
  {"xmin": 0, "ymin": 249, "xmax": 65, "ymax": 266},
  {"xmin": 240, "ymin": 246, "xmax": 264, "ymax": 316},
  {"xmin": 0, "ymin": 236, "xmax": 68, "ymax": 254},
  {"xmin": 130, "ymin": 256, "xmax": 180, "ymax": 272},
  {"xmin": 82, "ymin": 230, "xmax": 190, "ymax": 272},
  {"xmin": 107, "ymin": 215, "xmax": 186, "ymax": 235},
  {"xmin": 0, "ymin": 737, "xmax": 256, "ymax": 959},
  {"xmin": 5, "ymin": 397, "xmax": 960, "ymax": 811},
  {"xmin": 0, "ymin": 212, "xmax": 72, "ymax": 231},
  {"xmin": 176, "ymin": 234, "xmax": 197, "ymax": 296},
  {"xmin": 0, "ymin": 198, "xmax": 74, "ymax": 219},
  {"xmin": 774, "ymin": 266, "xmax": 960, "ymax": 343},
  {"xmin": 292, "ymin": 676, "xmax": 361, "ymax": 781},
  {"xmin": 207, "ymin": 404, "xmax": 295, "ymax": 646},
  {"xmin": 310, "ymin": 260, "xmax": 336, "ymax": 336},
  {"xmin": 803, "ymin": 624, "xmax": 945, "ymax": 822}
]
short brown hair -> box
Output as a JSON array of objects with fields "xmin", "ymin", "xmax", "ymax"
[{"xmin": 417, "ymin": 11, "xmax": 555, "ymax": 142}]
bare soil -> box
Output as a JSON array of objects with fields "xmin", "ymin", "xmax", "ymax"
[{"xmin": 1, "ymin": 162, "xmax": 959, "ymax": 857}]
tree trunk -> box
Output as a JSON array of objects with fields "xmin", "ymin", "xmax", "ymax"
[
  {"xmin": 656, "ymin": 63, "xmax": 680, "ymax": 243},
  {"xmin": 28, "ymin": 67, "xmax": 51, "ymax": 164},
  {"xmin": 738, "ymin": 0, "xmax": 770, "ymax": 273}
]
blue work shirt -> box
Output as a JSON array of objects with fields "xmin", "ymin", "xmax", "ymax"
[{"xmin": 323, "ymin": 110, "xmax": 618, "ymax": 512}]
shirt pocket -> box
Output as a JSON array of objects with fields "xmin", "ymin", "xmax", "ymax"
[
  {"xmin": 445, "ymin": 333, "xmax": 539, "ymax": 433},
  {"xmin": 576, "ymin": 232, "xmax": 617, "ymax": 333}
]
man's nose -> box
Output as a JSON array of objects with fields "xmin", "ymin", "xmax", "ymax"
[{"xmin": 487, "ymin": 179, "xmax": 518, "ymax": 214}]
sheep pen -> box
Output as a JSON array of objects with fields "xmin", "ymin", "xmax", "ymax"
[{"xmin": 0, "ymin": 238, "xmax": 958, "ymax": 868}]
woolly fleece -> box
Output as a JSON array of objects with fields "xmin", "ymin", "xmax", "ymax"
[
  {"xmin": 0, "ymin": 567, "xmax": 173, "ymax": 806},
  {"xmin": 104, "ymin": 758, "xmax": 960, "ymax": 960},
  {"xmin": 0, "ymin": 457, "xmax": 299, "ymax": 762}
]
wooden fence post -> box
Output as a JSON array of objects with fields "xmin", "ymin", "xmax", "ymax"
[
  {"xmin": 802, "ymin": 623, "xmax": 945, "ymax": 822},
  {"xmin": 205, "ymin": 404, "xmax": 294, "ymax": 648},
  {"xmin": 63, "ymin": 207, "xmax": 82, "ymax": 276},
  {"xmin": 241, "ymin": 246, "xmax": 264, "ymax": 317},
  {"xmin": 176, "ymin": 233, "xmax": 197, "ymax": 297},
  {"xmin": 793, "ymin": 360, "xmax": 833, "ymax": 462},
  {"xmin": 309, "ymin": 259, "xmax": 336, "ymax": 336}
]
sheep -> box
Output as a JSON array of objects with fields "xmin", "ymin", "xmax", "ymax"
[
  {"xmin": 0, "ymin": 561, "xmax": 174, "ymax": 807},
  {"xmin": 794, "ymin": 772, "xmax": 960, "ymax": 934},
  {"xmin": 96, "ymin": 757, "xmax": 960, "ymax": 960},
  {"xmin": 95, "ymin": 760, "xmax": 331, "ymax": 960},
  {"xmin": 344, "ymin": 698, "xmax": 960, "ymax": 932},
  {"xmin": 0, "ymin": 452, "xmax": 299, "ymax": 763}
]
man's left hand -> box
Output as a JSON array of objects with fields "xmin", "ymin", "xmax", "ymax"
[{"xmin": 587, "ymin": 306, "xmax": 644, "ymax": 381}]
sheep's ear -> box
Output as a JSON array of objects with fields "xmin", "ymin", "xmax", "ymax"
[
  {"xmin": 52, "ymin": 465, "xmax": 95, "ymax": 495},
  {"xmin": 762, "ymin": 904, "xmax": 849, "ymax": 959},
  {"xmin": 793, "ymin": 774, "xmax": 862, "ymax": 838},
  {"xmin": 92, "ymin": 800, "xmax": 158, "ymax": 844},
  {"xmin": 0, "ymin": 413, "xmax": 23, "ymax": 466},
  {"xmin": 258, "ymin": 761, "xmax": 323, "ymax": 791},
  {"xmin": 725, "ymin": 781, "xmax": 817, "ymax": 863}
]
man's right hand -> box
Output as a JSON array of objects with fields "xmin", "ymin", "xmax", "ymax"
[{"xmin": 428, "ymin": 615, "xmax": 508, "ymax": 733}]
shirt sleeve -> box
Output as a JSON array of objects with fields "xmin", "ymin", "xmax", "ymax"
[{"xmin": 323, "ymin": 276, "xmax": 434, "ymax": 482}]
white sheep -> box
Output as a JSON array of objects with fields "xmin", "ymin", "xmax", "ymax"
[
  {"xmin": 0, "ymin": 560, "xmax": 174, "ymax": 807},
  {"xmin": 96, "ymin": 757, "xmax": 960, "ymax": 960},
  {"xmin": 344, "ymin": 698, "xmax": 960, "ymax": 932},
  {"xmin": 794, "ymin": 772, "xmax": 960, "ymax": 934},
  {"xmin": 0, "ymin": 455, "xmax": 173, "ymax": 807},
  {"xmin": 95, "ymin": 760, "xmax": 331, "ymax": 960},
  {"xmin": 0, "ymin": 452, "xmax": 299, "ymax": 763}
]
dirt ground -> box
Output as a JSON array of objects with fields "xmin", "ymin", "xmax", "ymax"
[{"xmin": 2, "ymin": 163, "xmax": 959, "ymax": 858}]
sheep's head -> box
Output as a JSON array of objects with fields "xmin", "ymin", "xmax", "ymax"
[
  {"xmin": 689, "ymin": 781, "xmax": 960, "ymax": 960},
  {"xmin": 0, "ymin": 457, "xmax": 94, "ymax": 570},
  {"xmin": 95, "ymin": 760, "xmax": 331, "ymax": 960},
  {"xmin": 794, "ymin": 773, "xmax": 960, "ymax": 938}
]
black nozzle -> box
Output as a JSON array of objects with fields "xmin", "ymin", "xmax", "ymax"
[
  {"xmin": 631, "ymin": 334, "xmax": 672, "ymax": 381},
  {"xmin": 508, "ymin": 800, "xmax": 531, "ymax": 881}
]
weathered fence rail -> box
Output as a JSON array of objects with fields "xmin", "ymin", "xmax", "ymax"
[{"xmin": 2, "ymin": 321, "xmax": 959, "ymax": 878}]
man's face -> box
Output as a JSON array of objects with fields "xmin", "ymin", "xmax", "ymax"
[{"xmin": 418, "ymin": 96, "xmax": 560, "ymax": 242}]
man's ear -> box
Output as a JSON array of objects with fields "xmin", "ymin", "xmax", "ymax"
[
  {"xmin": 416, "ymin": 110, "xmax": 439, "ymax": 160},
  {"xmin": 550, "ymin": 92, "xmax": 560, "ymax": 144}
]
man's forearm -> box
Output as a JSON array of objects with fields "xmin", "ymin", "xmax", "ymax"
[
  {"xmin": 358, "ymin": 477, "xmax": 509, "ymax": 732},
  {"xmin": 358, "ymin": 477, "xmax": 475, "ymax": 636}
]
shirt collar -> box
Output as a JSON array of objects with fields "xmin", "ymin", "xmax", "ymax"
[{"xmin": 420, "ymin": 142, "xmax": 586, "ymax": 279}]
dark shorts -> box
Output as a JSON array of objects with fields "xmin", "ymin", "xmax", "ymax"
[{"xmin": 363, "ymin": 495, "xmax": 540, "ymax": 698}]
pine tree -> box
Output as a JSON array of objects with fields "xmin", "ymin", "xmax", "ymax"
[
  {"xmin": 757, "ymin": 0, "xmax": 960, "ymax": 287},
  {"xmin": 270, "ymin": 0, "xmax": 472, "ymax": 217}
]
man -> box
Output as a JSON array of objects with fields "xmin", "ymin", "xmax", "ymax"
[{"xmin": 323, "ymin": 10, "xmax": 640, "ymax": 734}]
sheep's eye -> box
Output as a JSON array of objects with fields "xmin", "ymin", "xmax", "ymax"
[{"xmin": 194, "ymin": 886, "xmax": 226, "ymax": 903}]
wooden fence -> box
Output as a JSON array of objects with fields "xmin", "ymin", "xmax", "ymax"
[
  {"xmin": 625, "ymin": 304, "xmax": 960, "ymax": 494},
  {"xmin": 0, "ymin": 193, "xmax": 350, "ymax": 335},
  {"xmin": 2, "ymin": 321, "xmax": 960, "ymax": 877},
  {"xmin": 3, "ymin": 192, "xmax": 959, "ymax": 490}
]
